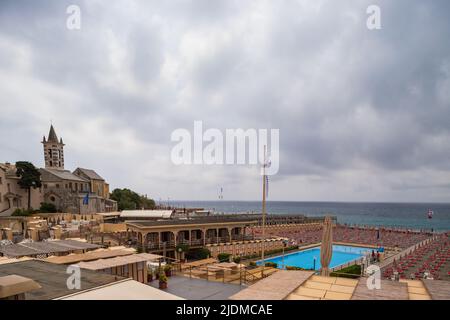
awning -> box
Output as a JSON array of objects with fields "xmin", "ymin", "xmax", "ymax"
[{"xmin": 76, "ymin": 253, "xmax": 163, "ymax": 270}]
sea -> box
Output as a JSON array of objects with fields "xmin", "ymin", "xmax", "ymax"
[{"xmin": 170, "ymin": 201, "xmax": 450, "ymax": 232}]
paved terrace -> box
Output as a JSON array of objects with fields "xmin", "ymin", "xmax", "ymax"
[
  {"xmin": 149, "ymin": 275, "xmax": 243, "ymax": 300},
  {"xmin": 229, "ymin": 270, "xmax": 450, "ymax": 300},
  {"xmin": 422, "ymin": 279, "xmax": 450, "ymax": 300},
  {"xmin": 351, "ymin": 278, "xmax": 409, "ymax": 300},
  {"xmin": 230, "ymin": 270, "xmax": 314, "ymax": 300}
]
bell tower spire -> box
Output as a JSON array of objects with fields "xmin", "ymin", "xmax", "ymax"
[{"xmin": 42, "ymin": 124, "xmax": 65, "ymax": 169}]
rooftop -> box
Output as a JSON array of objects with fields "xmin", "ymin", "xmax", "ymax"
[
  {"xmin": 46, "ymin": 125, "xmax": 59, "ymax": 143},
  {"xmin": 0, "ymin": 260, "xmax": 123, "ymax": 300},
  {"xmin": 74, "ymin": 167, "xmax": 105, "ymax": 181},
  {"xmin": 0, "ymin": 275, "xmax": 41, "ymax": 298},
  {"xmin": 43, "ymin": 248, "xmax": 136, "ymax": 265},
  {"xmin": 120, "ymin": 210, "xmax": 174, "ymax": 219},
  {"xmin": 0, "ymin": 240, "xmax": 101, "ymax": 258},
  {"xmin": 40, "ymin": 168, "xmax": 88, "ymax": 182},
  {"xmin": 76, "ymin": 253, "xmax": 162, "ymax": 270},
  {"xmin": 126, "ymin": 216, "xmax": 258, "ymax": 228},
  {"xmin": 58, "ymin": 278, "xmax": 183, "ymax": 300}
]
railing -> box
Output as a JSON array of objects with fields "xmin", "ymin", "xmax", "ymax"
[
  {"xmin": 330, "ymin": 257, "xmax": 364, "ymax": 273},
  {"xmin": 182, "ymin": 264, "xmax": 265, "ymax": 285}
]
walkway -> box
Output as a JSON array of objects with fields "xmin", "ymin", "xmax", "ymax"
[
  {"xmin": 422, "ymin": 279, "xmax": 450, "ymax": 300},
  {"xmin": 399, "ymin": 279, "xmax": 431, "ymax": 300},
  {"xmin": 148, "ymin": 275, "xmax": 243, "ymax": 300},
  {"xmin": 286, "ymin": 275, "xmax": 358, "ymax": 300},
  {"xmin": 351, "ymin": 278, "xmax": 408, "ymax": 300},
  {"xmin": 230, "ymin": 270, "xmax": 314, "ymax": 300}
]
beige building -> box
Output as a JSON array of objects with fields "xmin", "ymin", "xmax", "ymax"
[
  {"xmin": 72, "ymin": 168, "xmax": 111, "ymax": 199},
  {"xmin": 39, "ymin": 125, "xmax": 117, "ymax": 213},
  {"xmin": 0, "ymin": 163, "xmax": 42, "ymax": 216},
  {"xmin": 1, "ymin": 125, "xmax": 117, "ymax": 215}
]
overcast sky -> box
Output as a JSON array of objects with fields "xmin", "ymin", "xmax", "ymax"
[{"xmin": 1, "ymin": 0, "xmax": 450, "ymax": 202}]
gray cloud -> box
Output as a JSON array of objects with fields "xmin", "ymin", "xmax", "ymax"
[{"xmin": 0, "ymin": 0, "xmax": 450, "ymax": 202}]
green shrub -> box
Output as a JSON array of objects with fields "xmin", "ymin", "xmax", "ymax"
[
  {"xmin": 12, "ymin": 208, "xmax": 34, "ymax": 216},
  {"xmin": 159, "ymin": 272, "xmax": 168, "ymax": 283},
  {"xmin": 164, "ymin": 264, "xmax": 172, "ymax": 272},
  {"xmin": 233, "ymin": 256, "xmax": 241, "ymax": 264},
  {"xmin": 176, "ymin": 244, "xmax": 189, "ymax": 253},
  {"xmin": 239, "ymin": 245, "xmax": 299, "ymax": 261},
  {"xmin": 330, "ymin": 264, "xmax": 361, "ymax": 278},
  {"xmin": 217, "ymin": 253, "xmax": 231, "ymax": 262},
  {"xmin": 249, "ymin": 261, "xmax": 257, "ymax": 267},
  {"xmin": 39, "ymin": 202, "xmax": 57, "ymax": 213},
  {"xmin": 286, "ymin": 266, "xmax": 313, "ymax": 271},
  {"xmin": 136, "ymin": 246, "xmax": 144, "ymax": 254},
  {"xmin": 265, "ymin": 262, "xmax": 278, "ymax": 268},
  {"xmin": 186, "ymin": 248, "xmax": 211, "ymax": 260}
]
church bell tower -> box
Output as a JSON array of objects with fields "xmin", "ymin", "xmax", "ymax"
[{"xmin": 42, "ymin": 124, "xmax": 65, "ymax": 169}]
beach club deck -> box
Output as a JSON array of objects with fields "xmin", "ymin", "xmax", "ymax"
[{"xmin": 126, "ymin": 216, "xmax": 257, "ymax": 255}]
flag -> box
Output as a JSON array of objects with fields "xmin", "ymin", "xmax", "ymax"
[{"xmin": 83, "ymin": 193, "xmax": 89, "ymax": 205}]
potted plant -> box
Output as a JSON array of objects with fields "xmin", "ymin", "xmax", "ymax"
[
  {"xmin": 147, "ymin": 268, "xmax": 154, "ymax": 282},
  {"xmin": 159, "ymin": 272, "xmax": 168, "ymax": 289},
  {"xmin": 155, "ymin": 267, "xmax": 161, "ymax": 280},
  {"xmin": 164, "ymin": 264, "xmax": 172, "ymax": 277}
]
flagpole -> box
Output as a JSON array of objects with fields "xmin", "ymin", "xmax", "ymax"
[{"xmin": 261, "ymin": 145, "xmax": 267, "ymax": 277}]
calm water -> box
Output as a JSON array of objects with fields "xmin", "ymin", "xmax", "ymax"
[
  {"xmin": 258, "ymin": 245, "xmax": 372, "ymax": 270},
  {"xmin": 171, "ymin": 201, "xmax": 450, "ymax": 231}
]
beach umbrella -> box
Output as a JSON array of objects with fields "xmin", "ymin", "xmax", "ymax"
[{"xmin": 320, "ymin": 216, "xmax": 333, "ymax": 277}]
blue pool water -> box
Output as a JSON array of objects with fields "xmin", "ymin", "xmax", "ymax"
[{"xmin": 258, "ymin": 245, "xmax": 373, "ymax": 270}]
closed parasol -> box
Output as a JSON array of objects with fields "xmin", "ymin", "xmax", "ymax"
[{"xmin": 320, "ymin": 216, "xmax": 334, "ymax": 277}]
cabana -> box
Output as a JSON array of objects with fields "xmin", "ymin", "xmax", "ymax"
[{"xmin": 76, "ymin": 253, "xmax": 163, "ymax": 283}]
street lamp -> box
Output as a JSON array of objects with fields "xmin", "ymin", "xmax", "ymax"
[
  {"xmin": 163, "ymin": 241, "xmax": 167, "ymax": 263},
  {"xmin": 282, "ymin": 239, "xmax": 288, "ymax": 269},
  {"xmin": 177, "ymin": 246, "xmax": 183, "ymax": 262}
]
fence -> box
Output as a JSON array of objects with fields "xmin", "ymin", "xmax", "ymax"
[{"xmin": 180, "ymin": 264, "xmax": 275, "ymax": 286}]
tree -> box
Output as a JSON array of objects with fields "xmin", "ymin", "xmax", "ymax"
[
  {"xmin": 140, "ymin": 195, "xmax": 156, "ymax": 210},
  {"xmin": 15, "ymin": 161, "xmax": 42, "ymax": 210},
  {"xmin": 110, "ymin": 188, "xmax": 156, "ymax": 211}
]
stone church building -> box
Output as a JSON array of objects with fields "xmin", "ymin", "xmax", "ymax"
[{"xmin": 1, "ymin": 125, "xmax": 117, "ymax": 215}]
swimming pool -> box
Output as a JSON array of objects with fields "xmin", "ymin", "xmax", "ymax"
[{"xmin": 257, "ymin": 245, "xmax": 373, "ymax": 270}]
